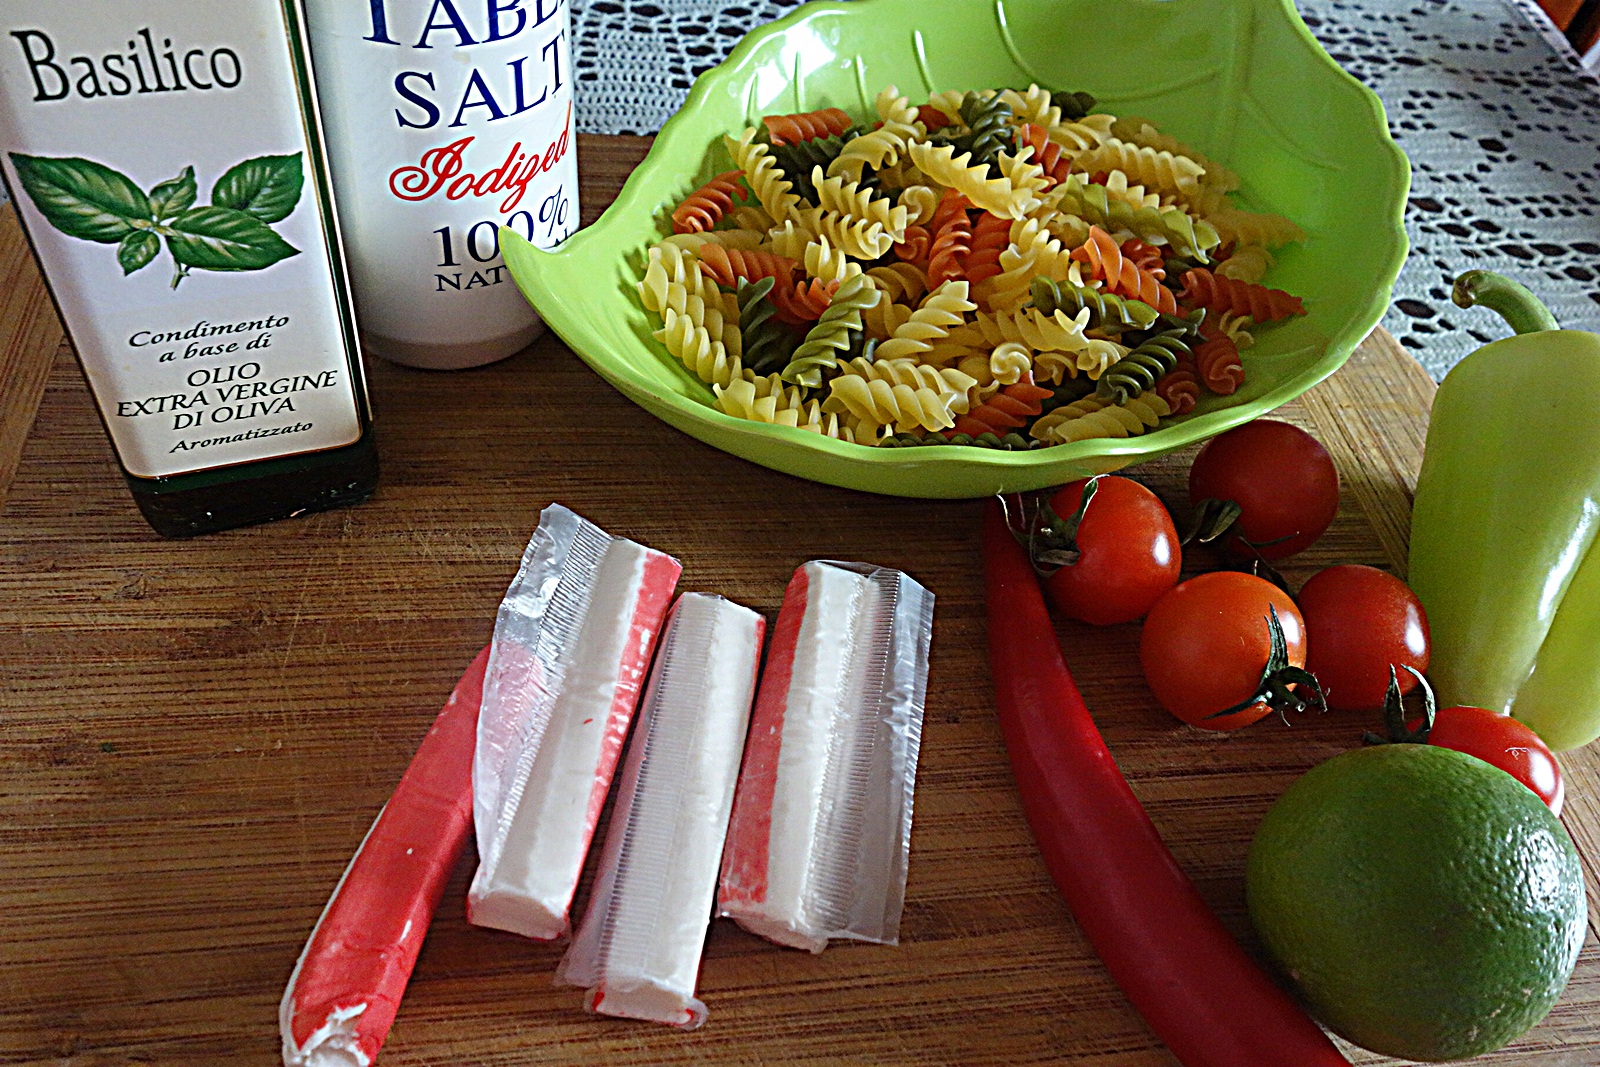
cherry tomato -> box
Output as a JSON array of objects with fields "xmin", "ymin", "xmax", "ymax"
[
  {"xmin": 1042, "ymin": 477, "xmax": 1181, "ymax": 626},
  {"xmin": 1188, "ymin": 420, "xmax": 1339, "ymax": 560},
  {"xmin": 1140, "ymin": 571, "xmax": 1313, "ymax": 730},
  {"xmin": 1297, "ymin": 565, "xmax": 1430, "ymax": 712},
  {"xmin": 1423, "ymin": 707, "xmax": 1565, "ymax": 815}
]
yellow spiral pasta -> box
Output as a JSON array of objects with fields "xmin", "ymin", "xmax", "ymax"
[
  {"xmin": 865, "ymin": 261, "xmax": 928, "ymax": 305},
  {"xmin": 897, "ymin": 185, "xmax": 941, "ymax": 226},
  {"xmin": 763, "ymin": 218, "xmax": 815, "ymax": 260},
  {"xmin": 874, "ymin": 279, "xmax": 977, "ymax": 361},
  {"xmin": 1099, "ymin": 170, "xmax": 1166, "ymax": 211},
  {"xmin": 1208, "ymin": 207, "xmax": 1307, "ymax": 249},
  {"xmin": 723, "ymin": 204, "xmax": 776, "ymax": 232},
  {"xmin": 957, "ymin": 305, "xmax": 1095, "ymax": 354},
  {"xmin": 655, "ymin": 301, "xmax": 744, "ymax": 388},
  {"xmin": 1047, "ymin": 112, "xmax": 1116, "ymax": 154},
  {"xmin": 794, "ymin": 206, "xmax": 894, "ymax": 260},
  {"xmin": 1216, "ymin": 245, "xmax": 1275, "ymax": 285},
  {"xmin": 660, "ymin": 228, "xmax": 767, "ymax": 255},
  {"xmin": 725, "ymin": 128, "xmax": 803, "ymax": 224},
  {"xmin": 827, "ymin": 86, "xmax": 924, "ymax": 182},
  {"xmin": 908, "ymin": 141, "xmax": 1041, "ymax": 219},
  {"xmin": 803, "ymin": 235, "xmax": 863, "ymax": 285},
  {"xmin": 862, "ymin": 296, "xmax": 915, "ymax": 340},
  {"xmin": 925, "ymin": 89, "xmax": 966, "ymax": 124},
  {"xmin": 1030, "ymin": 393, "xmax": 1173, "ymax": 444},
  {"xmin": 988, "ymin": 341, "xmax": 1034, "ymax": 385},
  {"xmin": 1215, "ymin": 310, "xmax": 1258, "ymax": 349},
  {"xmin": 832, "ymin": 356, "xmax": 977, "ymax": 398},
  {"xmin": 713, "ymin": 372, "xmax": 807, "ymax": 422},
  {"xmin": 1033, "ymin": 337, "xmax": 1128, "ymax": 385},
  {"xmin": 1075, "ymin": 138, "xmax": 1205, "ymax": 195},
  {"xmin": 638, "ymin": 242, "xmax": 713, "ymax": 314},
  {"xmin": 999, "ymin": 84, "xmax": 1059, "ymax": 129},
  {"xmin": 811, "ymin": 167, "xmax": 909, "ymax": 241},
  {"xmin": 822, "ymin": 374, "xmax": 967, "ymax": 433},
  {"xmin": 980, "ymin": 225, "xmax": 1087, "ymax": 314},
  {"xmin": 1111, "ymin": 115, "xmax": 1240, "ymax": 191}
]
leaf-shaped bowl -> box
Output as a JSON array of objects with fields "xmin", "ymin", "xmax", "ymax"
[{"xmin": 502, "ymin": 0, "xmax": 1408, "ymax": 498}]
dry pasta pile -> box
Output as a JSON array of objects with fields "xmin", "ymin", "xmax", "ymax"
[{"xmin": 639, "ymin": 85, "xmax": 1308, "ymax": 450}]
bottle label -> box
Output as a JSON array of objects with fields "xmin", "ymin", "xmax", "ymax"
[
  {"xmin": 0, "ymin": 1, "xmax": 364, "ymax": 479},
  {"xmin": 303, "ymin": 0, "xmax": 579, "ymax": 355}
]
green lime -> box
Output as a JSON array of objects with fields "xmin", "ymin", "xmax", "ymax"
[{"xmin": 1246, "ymin": 743, "xmax": 1585, "ymax": 1062}]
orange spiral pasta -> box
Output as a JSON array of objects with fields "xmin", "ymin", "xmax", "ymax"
[
  {"xmin": 696, "ymin": 244, "xmax": 800, "ymax": 288},
  {"xmin": 963, "ymin": 211, "xmax": 1012, "ymax": 286},
  {"xmin": 1069, "ymin": 225, "xmax": 1177, "ymax": 314},
  {"xmin": 948, "ymin": 379, "xmax": 1054, "ymax": 437},
  {"xmin": 770, "ymin": 277, "xmax": 839, "ymax": 325},
  {"xmin": 915, "ymin": 104, "xmax": 953, "ymax": 131},
  {"xmin": 1119, "ymin": 238, "xmax": 1165, "ymax": 277},
  {"xmin": 926, "ymin": 186, "xmax": 971, "ymax": 236},
  {"xmin": 1179, "ymin": 268, "xmax": 1305, "ymax": 321},
  {"xmin": 669, "ymin": 170, "xmax": 746, "ymax": 234},
  {"xmin": 928, "ymin": 211, "xmax": 973, "ymax": 286},
  {"xmin": 761, "ymin": 107, "xmax": 854, "ymax": 146},
  {"xmin": 1018, "ymin": 123, "xmax": 1071, "ymax": 187},
  {"xmin": 1154, "ymin": 356, "xmax": 1200, "ymax": 414},
  {"xmin": 893, "ymin": 223, "xmax": 932, "ymax": 265},
  {"xmin": 1192, "ymin": 324, "xmax": 1244, "ymax": 395}
]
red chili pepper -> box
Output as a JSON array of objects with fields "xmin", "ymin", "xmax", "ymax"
[{"xmin": 983, "ymin": 500, "xmax": 1348, "ymax": 1067}]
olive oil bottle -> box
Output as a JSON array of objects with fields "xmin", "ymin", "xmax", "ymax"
[{"xmin": 0, "ymin": 0, "xmax": 376, "ymax": 537}]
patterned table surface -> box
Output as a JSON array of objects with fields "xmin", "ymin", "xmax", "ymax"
[{"xmin": 569, "ymin": 0, "xmax": 1600, "ymax": 380}]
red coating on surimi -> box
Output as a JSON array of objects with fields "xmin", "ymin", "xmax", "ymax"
[
  {"xmin": 719, "ymin": 565, "xmax": 810, "ymax": 909},
  {"xmin": 579, "ymin": 550, "xmax": 684, "ymax": 854},
  {"xmin": 285, "ymin": 646, "xmax": 489, "ymax": 1061}
]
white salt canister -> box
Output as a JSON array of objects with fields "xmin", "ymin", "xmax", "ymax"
[{"xmin": 303, "ymin": 0, "xmax": 578, "ymax": 369}]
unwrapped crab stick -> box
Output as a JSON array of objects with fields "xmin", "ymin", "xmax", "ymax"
[
  {"xmin": 280, "ymin": 646, "xmax": 489, "ymax": 1067},
  {"xmin": 468, "ymin": 504, "xmax": 681, "ymax": 941},
  {"xmin": 719, "ymin": 561, "xmax": 933, "ymax": 952},
  {"xmin": 558, "ymin": 593, "xmax": 764, "ymax": 1027}
]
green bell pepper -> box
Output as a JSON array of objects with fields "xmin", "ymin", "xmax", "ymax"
[{"xmin": 1408, "ymin": 271, "xmax": 1600, "ymax": 751}]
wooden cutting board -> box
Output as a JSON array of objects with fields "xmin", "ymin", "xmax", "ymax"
[{"xmin": 2, "ymin": 136, "xmax": 1598, "ymax": 1067}]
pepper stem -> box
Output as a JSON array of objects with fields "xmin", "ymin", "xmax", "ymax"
[{"xmin": 1451, "ymin": 270, "xmax": 1559, "ymax": 334}]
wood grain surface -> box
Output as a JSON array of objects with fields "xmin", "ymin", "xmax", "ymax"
[{"xmin": 2, "ymin": 136, "xmax": 1598, "ymax": 1067}]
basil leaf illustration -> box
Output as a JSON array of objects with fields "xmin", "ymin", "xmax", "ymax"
[
  {"xmin": 8, "ymin": 153, "xmax": 151, "ymax": 243},
  {"xmin": 117, "ymin": 230, "xmax": 160, "ymax": 275},
  {"xmin": 210, "ymin": 153, "xmax": 303, "ymax": 224},
  {"xmin": 164, "ymin": 206, "xmax": 299, "ymax": 271},
  {"xmin": 147, "ymin": 166, "xmax": 196, "ymax": 220}
]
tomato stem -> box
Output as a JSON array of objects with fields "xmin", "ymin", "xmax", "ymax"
[
  {"xmin": 1207, "ymin": 605, "xmax": 1327, "ymax": 722},
  {"xmin": 1363, "ymin": 665, "xmax": 1437, "ymax": 746}
]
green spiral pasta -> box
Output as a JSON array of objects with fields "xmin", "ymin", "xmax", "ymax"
[
  {"xmin": 737, "ymin": 277, "xmax": 795, "ymax": 375},
  {"xmin": 1029, "ymin": 276, "xmax": 1161, "ymax": 332},
  {"xmin": 1052, "ymin": 174, "xmax": 1220, "ymax": 261},
  {"xmin": 1050, "ymin": 89, "xmax": 1097, "ymax": 121},
  {"xmin": 779, "ymin": 273, "xmax": 881, "ymax": 387},
  {"xmin": 941, "ymin": 91, "xmax": 1015, "ymax": 175},
  {"xmin": 1095, "ymin": 326, "xmax": 1195, "ymax": 404},
  {"xmin": 770, "ymin": 129, "xmax": 865, "ymax": 201}
]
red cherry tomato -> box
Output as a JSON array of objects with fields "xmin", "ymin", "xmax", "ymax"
[
  {"xmin": 1043, "ymin": 477, "xmax": 1181, "ymax": 626},
  {"xmin": 1140, "ymin": 571, "xmax": 1313, "ymax": 731},
  {"xmin": 1188, "ymin": 420, "xmax": 1339, "ymax": 560},
  {"xmin": 1423, "ymin": 706, "xmax": 1565, "ymax": 815},
  {"xmin": 1297, "ymin": 565, "xmax": 1430, "ymax": 712}
]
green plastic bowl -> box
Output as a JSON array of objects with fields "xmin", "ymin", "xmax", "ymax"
[{"xmin": 503, "ymin": 0, "xmax": 1409, "ymax": 498}]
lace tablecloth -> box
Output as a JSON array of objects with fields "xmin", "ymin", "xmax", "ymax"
[{"xmin": 570, "ymin": 0, "xmax": 1600, "ymax": 380}]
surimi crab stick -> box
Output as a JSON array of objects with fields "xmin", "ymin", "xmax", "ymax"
[
  {"xmin": 280, "ymin": 646, "xmax": 490, "ymax": 1067},
  {"xmin": 558, "ymin": 593, "xmax": 764, "ymax": 1028},
  {"xmin": 719, "ymin": 561, "xmax": 933, "ymax": 953},
  {"xmin": 468, "ymin": 504, "xmax": 681, "ymax": 941}
]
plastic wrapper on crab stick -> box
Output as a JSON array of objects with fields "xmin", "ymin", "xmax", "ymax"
[
  {"xmin": 557, "ymin": 593, "xmax": 765, "ymax": 1028},
  {"xmin": 468, "ymin": 503, "xmax": 681, "ymax": 941},
  {"xmin": 718, "ymin": 561, "xmax": 934, "ymax": 953}
]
